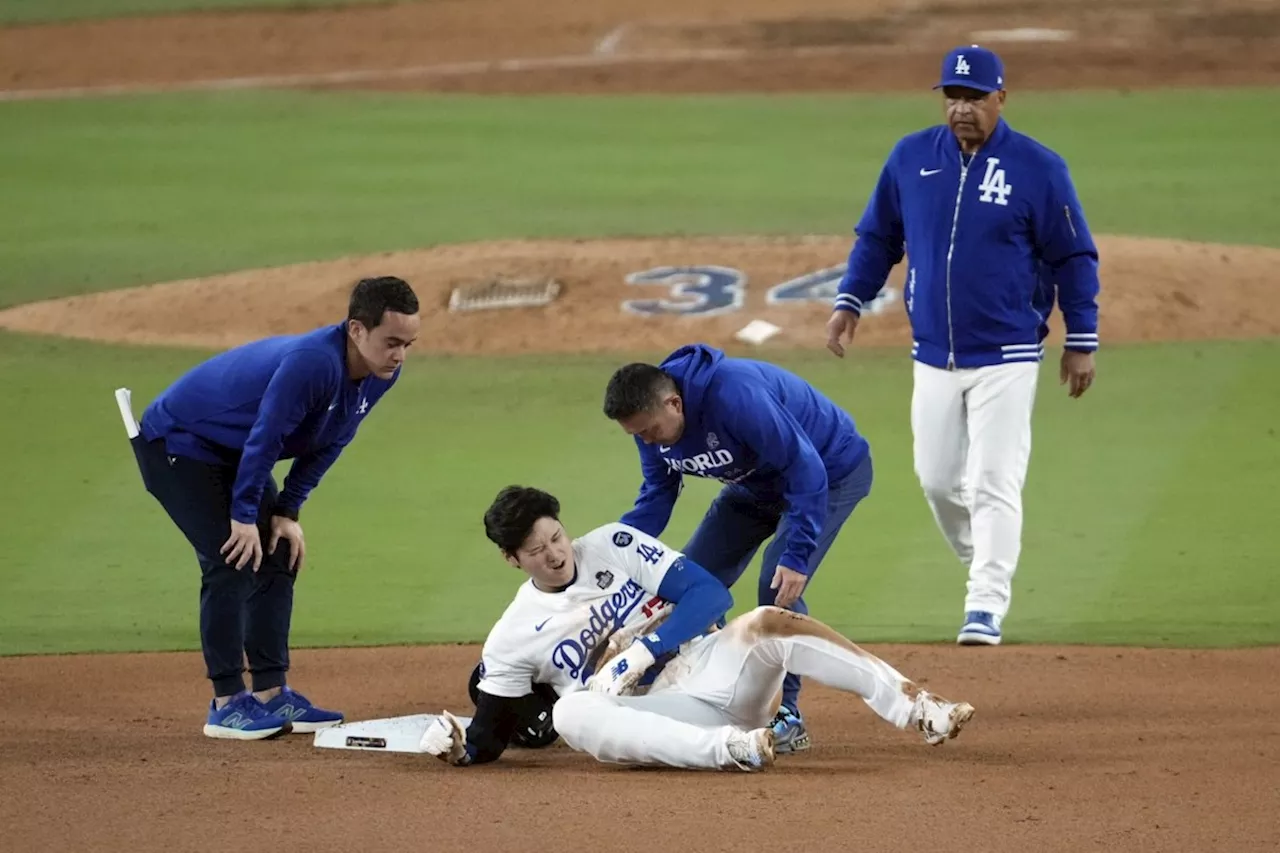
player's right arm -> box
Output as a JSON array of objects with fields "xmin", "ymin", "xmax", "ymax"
[
  {"xmin": 618, "ymin": 438, "xmax": 681, "ymax": 537},
  {"xmin": 422, "ymin": 644, "xmax": 536, "ymax": 767},
  {"xmin": 454, "ymin": 687, "xmax": 524, "ymax": 765}
]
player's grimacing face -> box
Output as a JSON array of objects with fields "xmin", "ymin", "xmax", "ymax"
[
  {"xmin": 616, "ymin": 394, "xmax": 686, "ymax": 446},
  {"xmin": 508, "ymin": 517, "xmax": 575, "ymax": 590}
]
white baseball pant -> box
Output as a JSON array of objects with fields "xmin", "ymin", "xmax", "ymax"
[
  {"xmin": 910, "ymin": 360, "xmax": 1039, "ymax": 618},
  {"xmin": 552, "ymin": 607, "xmax": 918, "ymax": 770}
]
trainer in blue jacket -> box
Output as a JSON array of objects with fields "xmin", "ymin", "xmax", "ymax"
[
  {"xmin": 130, "ymin": 276, "xmax": 420, "ymax": 741},
  {"xmin": 603, "ymin": 343, "xmax": 873, "ymax": 754},
  {"xmin": 825, "ymin": 45, "xmax": 1101, "ymax": 647}
]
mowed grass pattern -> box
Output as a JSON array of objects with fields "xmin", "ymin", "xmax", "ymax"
[
  {"xmin": 1, "ymin": 332, "xmax": 1276, "ymax": 654},
  {"xmin": 0, "ymin": 89, "xmax": 1277, "ymax": 654},
  {"xmin": 1, "ymin": 90, "xmax": 1278, "ymax": 309}
]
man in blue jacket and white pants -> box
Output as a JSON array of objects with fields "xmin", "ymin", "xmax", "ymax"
[
  {"xmin": 603, "ymin": 344, "xmax": 874, "ymax": 753},
  {"xmin": 124, "ymin": 276, "xmax": 420, "ymax": 740},
  {"xmin": 826, "ymin": 45, "xmax": 1101, "ymax": 646}
]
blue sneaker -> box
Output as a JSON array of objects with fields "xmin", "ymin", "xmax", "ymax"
[
  {"xmin": 203, "ymin": 691, "xmax": 292, "ymax": 740},
  {"xmin": 259, "ymin": 686, "xmax": 344, "ymax": 733},
  {"xmin": 957, "ymin": 611, "xmax": 1002, "ymax": 645},
  {"xmin": 770, "ymin": 704, "xmax": 811, "ymax": 754}
]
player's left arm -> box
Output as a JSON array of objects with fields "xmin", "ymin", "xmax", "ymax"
[
  {"xmin": 1035, "ymin": 156, "xmax": 1101, "ymax": 398},
  {"xmin": 587, "ymin": 527, "xmax": 732, "ymax": 694}
]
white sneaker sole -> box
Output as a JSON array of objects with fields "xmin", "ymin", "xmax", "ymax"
[
  {"xmin": 956, "ymin": 630, "xmax": 1001, "ymax": 645},
  {"xmin": 203, "ymin": 721, "xmax": 291, "ymax": 740}
]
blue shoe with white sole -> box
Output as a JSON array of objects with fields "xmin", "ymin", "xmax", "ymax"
[
  {"xmin": 259, "ymin": 686, "xmax": 344, "ymax": 733},
  {"xmin": 770, "ymin": 704, "xmax": 812, "ymax": 753},
  {"xmin": 203, "ymin": 691, "xmax": 292, "ymax": 740},
  {"xmin": 957, "ymin": 611, "xmax": 1002, "ymax": 645}
]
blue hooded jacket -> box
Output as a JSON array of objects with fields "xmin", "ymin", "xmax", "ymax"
[
  {"xmin": 620, "ymin": 344, "xmax": 870, "ymax": 575},
  {"xmin": 140, "ymin": 322, "xmax": 400, "ymax": 524}
]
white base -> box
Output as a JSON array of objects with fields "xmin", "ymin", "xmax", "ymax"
[
  {"xmin": 734, "ymin": 319, "xmax": 782, "ymax": 345},
  {"xmin": 313, "ymin": 713, "xmax": 474, "ymax": 754}
]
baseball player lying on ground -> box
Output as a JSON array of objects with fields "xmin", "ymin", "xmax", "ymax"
[{"xmin": 420, "ymin": 485, "xmax": 975, "ymax": 771}]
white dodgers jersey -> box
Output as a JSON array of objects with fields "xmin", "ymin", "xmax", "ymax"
[{"xmin": 475, "ymin": 522, "xmax": 682, "ymax": 699}]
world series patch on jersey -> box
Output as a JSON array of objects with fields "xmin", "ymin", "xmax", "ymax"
[{"xmin": 475, "ymin": 523, "xmax": 682, "ymax": 699}]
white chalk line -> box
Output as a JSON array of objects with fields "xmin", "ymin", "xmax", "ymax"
[{"xmin": 0, "ymin": 44, "xmax": 892, "ymax": 103}]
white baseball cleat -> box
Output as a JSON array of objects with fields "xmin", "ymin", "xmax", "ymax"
[
  {"xmin": 726, "ymin": 726, "xmax": 776, "ymax": 771},
  {"xmin": 910, "ymin": 691, "xmax": 976, "ymax": 746}
]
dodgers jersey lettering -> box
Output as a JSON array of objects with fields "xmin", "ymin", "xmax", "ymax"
[{"xmin": 476, "ymin": 523, "xmax": 683, "ymax": 699}]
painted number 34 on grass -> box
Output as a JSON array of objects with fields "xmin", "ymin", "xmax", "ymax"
[{"xmin": 620, "ymin": 264, "xmax": 897, "ymax": 316}]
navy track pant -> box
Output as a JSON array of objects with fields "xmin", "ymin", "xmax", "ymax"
[{"xmin": 132, "ymin": 434, "xmax": 296, "ymax": 697}]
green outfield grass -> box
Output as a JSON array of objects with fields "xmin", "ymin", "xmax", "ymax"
[
  {"xmin": 0, "ymin": 88, "xmax": 1277, "ymax": 655},
  {"xmin": 0, "ymin": 0, "xmax": 405, "ymax": 25},
  {"xmin": 1, "ymin": 332, "xmax": 1277, "ymax": 655},
  {"xmin": 2, "ymin": 89, "xmax": 1277, "ymax": 309}
]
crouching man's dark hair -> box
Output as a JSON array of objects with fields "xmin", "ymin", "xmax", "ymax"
[{"xmin": 602, "ymin": 363, "xmax": 678, "ymax": 420}]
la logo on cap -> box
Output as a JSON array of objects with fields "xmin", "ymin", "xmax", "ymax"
[{"xmin": 955, "ymin": 54, "xmax": 971, "ymax": 75}]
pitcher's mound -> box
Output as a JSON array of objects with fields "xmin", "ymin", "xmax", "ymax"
[{"xmin": 2, "ymin": 235, "xmax": 1277, "ymax": 355}]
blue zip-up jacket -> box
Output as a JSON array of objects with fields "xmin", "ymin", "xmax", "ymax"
[
  {"xmin": 620, "ymin": 344, "xmax": 870, "ymax": 575},
  {"xmin": 140, "ymin": 322, "xmax": 400, "ymax": 524},
  {"xmin": 836, "ymin": 118, "xmax": 1101, "ymax": 368}
]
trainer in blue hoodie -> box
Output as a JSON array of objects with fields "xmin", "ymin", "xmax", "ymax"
[
  {"xmin": 824, "ymin": 45, "xmax": 1102, "ymax": 648},
  {"xmin": 603, "ymin": 343, "xmax": 873, "ymax": 753},
  {"xmin": 130, "ymin": 276, "xmax": 420, "ymax": 741}
]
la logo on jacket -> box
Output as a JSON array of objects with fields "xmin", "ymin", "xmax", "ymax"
[{"xmin": 978, "ymin": 158, "xmax": 1013, "ymax": 206}]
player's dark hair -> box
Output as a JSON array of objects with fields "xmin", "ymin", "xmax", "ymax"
[
  {"xmin": 484, "ymin": 486, "xmax": 562, "ymax": 556},
  {"xmin": 348, "ymin": 276, "xmax": 419, "ymax": 330},
  {"xmin": 602, "ymin": 363, "xmax": 678, "ymax": 420}
]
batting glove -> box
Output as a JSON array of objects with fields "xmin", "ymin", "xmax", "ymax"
[
  {"xmin": 419, "ymin": 710, "xmax": 470, "ymax": 765},
  {"xmin": 587, "ymin": 640, "xmax": 656, "ymax": 696}
]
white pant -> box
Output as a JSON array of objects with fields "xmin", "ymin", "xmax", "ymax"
[
  {"xmin": 911, "ymin": 360, "xmax": 1039, "ymax": 618},
  {"xmin": 552, "ymin": 607, "xmax": 918, "ymax": 770}
]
